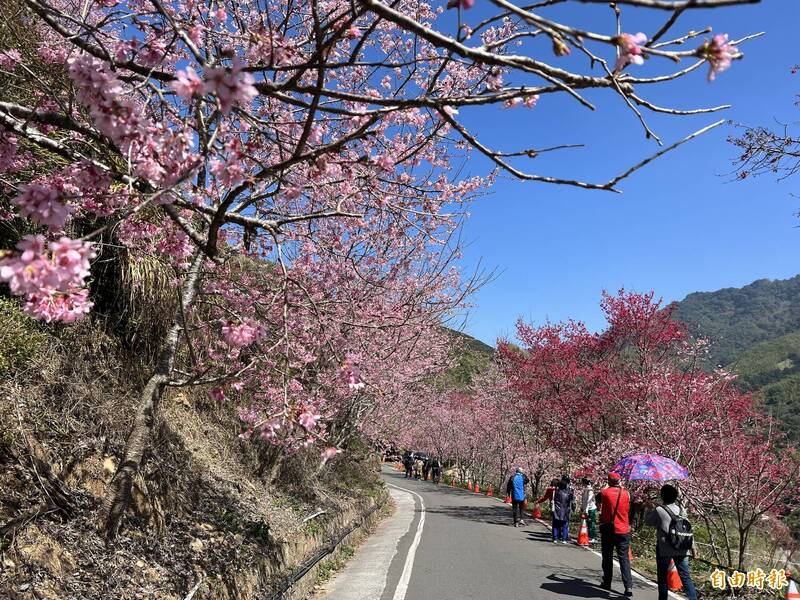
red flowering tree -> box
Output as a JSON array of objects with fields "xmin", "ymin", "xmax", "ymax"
[{"xmin": 499, "ymin": 290, "xmax": 800, "ymax": 569}]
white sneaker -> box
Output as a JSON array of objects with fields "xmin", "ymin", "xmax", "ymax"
[{"xmin": 519, "ymin": 520, "xmax": 526, "ymax": 526}]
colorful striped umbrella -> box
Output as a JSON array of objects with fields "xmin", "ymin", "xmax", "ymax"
[{"xmin": 612, "ymin": 453, "xmax": 688, "ymax": 481}]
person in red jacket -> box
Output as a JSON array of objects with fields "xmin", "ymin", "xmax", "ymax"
[{"xmin": 598, "ymin": 472, "xmax": 633, "ymax": 597}]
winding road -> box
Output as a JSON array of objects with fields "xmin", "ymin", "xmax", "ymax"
[{"xmin": 320, "ymin": 466, "xmax": 670, "ymax": 600}]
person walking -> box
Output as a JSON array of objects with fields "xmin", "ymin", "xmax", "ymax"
[
  {"xmin": 645, "ymin": 484, "xmax": 698, "ymax": 600},
  {"xmin": 414, "ymin": 456, "xmax": 423, "ymax": 479},
  {"xmin": 552, "ymin": 479, "xmax": 575, "ymax": 543},
  {"xmin": 422, "ymin": 457, "xmax": 431, "ymax": 481},
  {"xmin": 506, "ymin": 467, "xmax": 530, "ymax": 527},
  {"xmin": 581, "ymin": 477, "xmax": 598, "ymax": 543},
  {"xmin": 403, "ymin": 453, "xmax": 414, "ymax": 479},
  {"xmin": 598, "ymin": 472, "xmax": 633, "ymax": 597},
  {"xmin": 430, "ymin": 457, "xmax": 442, "ymax": 484}
]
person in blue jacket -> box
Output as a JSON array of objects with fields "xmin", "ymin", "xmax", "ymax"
[{"xmin": 506, "ymin": 467, "xmax": 530, "ymax": 527}]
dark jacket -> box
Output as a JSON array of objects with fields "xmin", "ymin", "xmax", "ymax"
[{"xmin": 552, "ymin": 488, "xmax": 575, "ymax": 521}]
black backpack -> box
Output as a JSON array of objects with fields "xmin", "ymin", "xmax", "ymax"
[{"xmin": 663, "ymin": 505, "xmax": 694, "ymax": 553}]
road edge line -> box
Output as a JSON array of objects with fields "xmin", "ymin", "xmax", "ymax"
[{"xmin": 387, "ymin": 483, "xmax": 426, "ymax": 600}]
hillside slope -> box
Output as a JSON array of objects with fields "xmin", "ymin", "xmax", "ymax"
[
  {"xmin": 724, "ymin": 332, "xmax": 800, "ymax": 441},
  {"xmin": 672, "ymin": 275, "xmax": 800, "ymax": 442},
  {"xmin": 672, "ymin": 275, "xmax": 800, "ymax": 367},
  {"xmin": 441, "ymin": 329, "xmax": 495, "ymax": 389},
  {"xmin": 0, "ymin": 296, "xmax": 386, "ymax": 599}
]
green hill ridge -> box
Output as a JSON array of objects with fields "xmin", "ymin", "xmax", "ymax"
[{"xmin": 672, "ymin": 275, "xmax": 800, "ymax": 442}]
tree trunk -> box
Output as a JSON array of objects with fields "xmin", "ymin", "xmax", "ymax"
[{"xmin": 102, "ymin": 254, "xmax": 203, "ymax": 539}]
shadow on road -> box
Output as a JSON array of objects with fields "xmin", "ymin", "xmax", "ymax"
[
  {"xmin": 540, "ymin": 574, "xmax": 615, "ymax": 598},
  {"xmin": 425, "ymin": 504, "xmax": 511, "ymax": 526},
  {"xmin": 526, "ymin": 529, "xmax": 555, "ymax": 542}
]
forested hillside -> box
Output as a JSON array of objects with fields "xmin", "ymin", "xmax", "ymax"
[
  {"xmin": 672, "ymin": 275, "xmax": 800, "ymax": 442},
  {"xmin": 440, "ymin": 330, "xmax": 495, "ymax": 390},
  {"xmin": 672, "ymin": 275, "xmax": 800, "ymax": 367}
]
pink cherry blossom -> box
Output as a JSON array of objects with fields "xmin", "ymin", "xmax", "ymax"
[
  {"xmin": 0, "ymin": 48, "xmax": 21, "ymax": 69},
  {"xmin": 12, "ymin": 183, "xmax": 74, "ymax": 229},
  {"xmin": 222, "ymin": 320, "xmax": 261, "ymax": 347},
  {"xmin": 50, "ymin": 237, "xmax": 94, "ymax": 282},
  {"xmin": 486, "ymin": 71, "xmax": 503, "ymax": 91},
  {"xmin": 298, "ymin": 410, "xmax": 320, "ymax": 430},
  {"xmin": 0, "ymin": 130, "xmax": 24, "ymax": 173},
  {"xmin": 204, "ymin": 60, "xmax": 258, "ymax": 115},
  {"xmin": 171, "ymin": 66, "xmax": 206, "ymax": 99},
  {"xmin": 340, "ymin": 360, "xmax": 366, "ymax": 391},
  {"xmin": 0, "ymin": 235, "xmax": 96, "ymax": 323},
  {"xmin": 524, "ymin": 95, "xmax": 539, "ymax": 108},
  {"xmin": 23, "ymin": 287, "xmax": 93, "ymax": 323},
  {"xmin": 210, "ymin": 158, "xmax": 245, "ymax": 187},
  {"xmin": 459, "ymin": 0, "xmax": 475, "ymax": 9},
  {"xmin": 702, "ymin": 34, "xmax": 736, "ymax": 81},
  {"xmin": 321, "ymin": 447, "xmax": 341, "ymax": 462},
  {"xmin": 209, "ymin": 387, "xmax": 226, "ymax": 402},
  {"xmin": 374, "ymin": 154, "xmax": 394, "ymax": 172},
  {"xmin": 615, "ymin": 32, "xmax": 647, "ymax": 72}
]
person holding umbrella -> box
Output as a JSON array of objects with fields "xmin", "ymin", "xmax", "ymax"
[
  {"xmin": 606, "ymin": 453, "xmax": 693, "ymax": 600},
  {"xmin": 598, "ymin": 471, "xmax": 633, "ymax": 596}
]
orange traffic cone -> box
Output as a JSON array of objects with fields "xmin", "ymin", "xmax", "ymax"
[
  {"xmin": 522, "ymin": 499, "xmax": 528, "ymax": 510},
  {"xmin": 486, "ymin": 485, "xmax": 493, "ymax": 497},
  {"xmin": 628, "ymin": 547, "xmax": 634, "ymax": 561},
  {"xmin": 577, "ymin": 518, "xmax": 590, "ymax": 546},
  {"xmin": 532, "ymin": 504, "xmax": 542, "ymax": 519},
  {"xmin": 474, "ymin": 484, "xmax": 481, "ymax": 494},
  {"xmin": 667, "ymin": 559, "xmax": 683, "ymax": 591},
  {"xmin": 504, "ymin": 495, "xmax": 512, "ymax": 504},
  {"xmin": 786, "ymin": 579, "xmax": 799, "ymax": 600},
  {"xmin": 467, "ymin": 480, "xmax": 473, "ymax": 492}
]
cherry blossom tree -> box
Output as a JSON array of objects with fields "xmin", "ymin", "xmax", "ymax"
[
  {"xmin": 0, "ymin": 0, "xmax": 764, "ymax": 537},
  {"xmin": 499, "ymin": 290, "xmax": 800, "ymax": 569}
]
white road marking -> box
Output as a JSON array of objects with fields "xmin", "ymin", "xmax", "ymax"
[
  {"xmin": 322, "ymin": 486, "xmax": 415, "ymax": 600},
  {"xmin": 387, "ymin": 483, "xmax": 426, "ymax": 600}
]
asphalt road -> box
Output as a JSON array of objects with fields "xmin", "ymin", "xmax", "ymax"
[{"xmin": 320, "ymin": 466, "xmax": 668, "ymax": 600}]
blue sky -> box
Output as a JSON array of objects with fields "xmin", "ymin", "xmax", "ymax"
[{"xmin": 452, "ymin": 1, "xmax": 800, "ymax": 346}]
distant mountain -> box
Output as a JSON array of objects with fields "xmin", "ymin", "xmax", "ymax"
[
  {"xmin": 671, "ymin": 275, "xmax": 800, "ymax": 443},
  {"xmin": 440, "ymin": 329, "xmax": 495, "ymax": 389},
  {"xmin": 672, "ymin": 275, "xmax": 800, "ymax": 367}
]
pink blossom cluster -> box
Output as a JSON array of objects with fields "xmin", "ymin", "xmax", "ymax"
[
  {"xmin": 12, "ymin": 183, "xmax": 74, "ymax": 229},
  {"xmin": 702, "ymin": 34, "xmax": 736, "ymax": 81},
  {"xmin": 171, "ymin": 66, "xmax": 206, "ymax": 99},
  {"xmin": 210, "ymin": 158, "xmax": 246, "ymax": 188},
  {"xmin": 0, "ymin": 48, "xmax": 21, "ymax": 69},
  {"xmin": 614, "ymin": 32, "xmax": 647, "ymax": 72},
  {"xmin": 204, "ymin": 60, "xmax": 258, "ymax": 115},
  {"xmin": 340, "ymin": 359, "xmax": 366, "ymax": 391},
  {"xmin": 222, "ymin": 320, "xmax": 264, "ymax": 348},
  {"xmin": 298, "ymin": 409, "xmax": 320, "ymax": 430},
  {"xmin": 0, "ymin": 235, "xmax": 96, "ymax": 322},
  {"xmin": 321, "ymin": 447, "xmax": 341, "ymax": 462},
  {"xmin": 69, "ymin": 54, "xmax": 197, "ymax": 185},
  {"xmin": 0, "ymin": 130, "xmax": 25, "ymax": 174}
]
